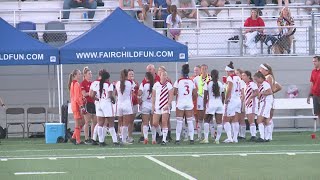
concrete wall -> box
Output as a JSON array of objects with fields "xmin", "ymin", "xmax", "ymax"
[{"xmin": 0, "ymin": 56, "xmax": 316, "ymax": 134}]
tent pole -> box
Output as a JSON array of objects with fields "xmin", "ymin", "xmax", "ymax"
[
  {"xmin": 53, "ymin": 65, "xmax": 56, "ymax": 107},
  {"xmin": 48, "ymin": 65, "xmax": 51, "ymax": 108},
  {"xmin": 57, "ymin": 64, "xmax": 62, "ymax": 123},
  {"xmin": 175, "ymin": 62, "xmax": 178, "ymax": 81},
  {"xmin": 60, "ymin": 64, "xmax": 64, "ymax": 104}
]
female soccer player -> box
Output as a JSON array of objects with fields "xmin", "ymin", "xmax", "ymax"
[
  {"xmin": 152, "ymin": 71, "xmax": 174, "ymax": 145},
  {"xmin": 174, "ymin": 64, "xmax": 196, "ymax": 144},
  {"xmin": 242, "ymin": 71, "xmax": 259, "ymax": 141},
  {"xmin": 193, "ymin": 64, "xmax": 211, "ymax": 141},
  {"xmin": 81, "ymin": 67, "xmax": 97, "ymax": 144},
  {"xmin": 223, "ymin": 62, "xmax": 242, "ymax": 143},
  {"xmin": 259, "ymin": 63, "xmax": 282, "ymax": 140},
  {"xmin": 68, "ymin": 69, "xmax": 86, "ymax": 145},
  {"xmin": 138, "ymin": 72, "xmax": 154, "ymax": 144},
  {"xmin": 235, "ymin": 69, "xmax": 246, "ymax": 140},
  {"xmin": 201, "ymin": 69, "xmax": 224, "ymax": 144},
  {"xmin": 116, "ymin": 69, "xmax": 135, "ymax": 145},
  {"xmin": 127, "ymin": 69, "xmax": 139, "ymax": 143},
  {"xmin": 254, "ymin": 71, "xmax": 274, "ymax": 142}
]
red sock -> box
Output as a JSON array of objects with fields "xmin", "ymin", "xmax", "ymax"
[{"xmin": 74, "ymin": 127, "xmax": 81, "ymax": 144}]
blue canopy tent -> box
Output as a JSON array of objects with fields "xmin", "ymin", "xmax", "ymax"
[
  {"xmin": 59, "ymin": 7, "xmax": 188, "ymax": 64},
  {"xmin": 0, "ymin": 18, "xmax": 61, "ymax": 121}
]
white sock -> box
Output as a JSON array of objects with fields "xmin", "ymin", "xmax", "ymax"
[
  {"xmin": 156, "ymin": 126, "xmax": 162, "ymax": 136},
  {"xmin": 258, "ymin": 123, "xmax": 265, "ymax": 139},
  {"xmin": 204, "ymin": 122, "xmax": 209, "ymax": 141},
  {"xmin": 98, "ymin": 126, "xmax": 105, "ymax": 143},
  {"xmin": 187, "ymin": 118, "xmax": 195, "ymax": 141},
  {"xmin": 143, "ymin": 125, "xmax": 149, "ymax": 140},
  {"xmin": 232, "ymin": 122, "xmax": 239, "ymax": 141},
  {"xmin": 210, "ymin": 121, "xmax": 216, "ymax": 138},
  {"xmin": 270, "ymin": 119, "xmax": 274, "ymax": 140},
  {"xmin": 92, "ymin": 124, "xmax": 98, "ymax": 141},
  {"xmin": 250, "ymin": 123, "xmax": 256, "ymax": 137},
  {"xmin": 121, "ymin": 126, "xmax": 128, "ymax": 143},
  {"xmin": 265, "ymin": 125, "xmax": 272, "ymax": 140},
  {"xmin": 151, "ymin": 126, "xmax": 156, "ymax": 142},
  {"xmin": 109, "ymin": 127, "xmax": 118, "ymax": 143},
  {"xmin": 240, "ymin": 125, "xmax": 246, "ymax": 138},
  {"xmin": 224, "ymin": 122, "xmax": 232, "ymax": 140},
  {"xmin": 175, "ymin": 118, "xmax": 183, "ymax": 141},
  {"xmin": 216, "ymin": 124, "xmax": 223, "ymax": 141},
  {"xmin": 162, "ymin": 128, "xmax": 168, "ymax": 142}
]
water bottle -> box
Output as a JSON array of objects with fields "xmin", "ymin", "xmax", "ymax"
[{"xmin": 83, "ymin": 12, "xmax": 88, "ymax": 19}]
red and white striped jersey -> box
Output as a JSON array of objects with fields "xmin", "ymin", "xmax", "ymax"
[
  {"xmin": 244, "ymin": 81, "xmax": 258, "ymax": 108},
  {"xmin": 153, "ymin": 81, "xmax": 173, "ymax": 110},
  {"xmin": 258, "ymin": 81, "xmax": 273, "ymax": 103},
  {"xmin": 174, "ymin": 77, "xmax": 195, "ymax": 106}
]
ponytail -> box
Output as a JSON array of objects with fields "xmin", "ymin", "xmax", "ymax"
[
  {"xmin": 145, "ymin": 72, "xmax": 154, "ymax": 95},
  {"xmin": 210, "ymin": 69, "xmax": 220, "ymax": 97},
  {"xmin": 171, "ymin": 5, "xmax": 177, "ymax": 23},
  {"xmin": 68, "ymin": 69, "xmax": 80, "ymax": 91},
  {"xmin": 99, "ymin": 71, "xmax": 110, "ymax": 98},
  {"xmin": 120, "ymin": 69, "xmax": 128, "ymax": 94}
]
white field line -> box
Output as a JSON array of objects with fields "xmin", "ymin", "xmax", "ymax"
[
  {"xmin": 1, "ymin": 151, "xmax": 320, "ymax": 161},
  {"xmin": 1, "ymin": 143, "xmax": 320, "ymax": 153},
  {"xmin": 145, "ymin": 156, "xmax": 197, "ymax": 180},
  {"xmin": 14, "ymin": 172, "xmax": 66, "ymax": 175},
  {"xmin": 1, "ymin": 149, "xmax": 319, "ymax": 158}
]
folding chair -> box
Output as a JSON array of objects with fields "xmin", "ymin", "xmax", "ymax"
[
  {"xmin": 27, "ymin": 107, "xmax": 46, "ymax": 137},
  {"xmin": 47, "ymin": 107, "xmax": 59, "ymax": 123},
  {"xmin": 6, "ymin": 108, "xmax": 25, "ymax": 138}
]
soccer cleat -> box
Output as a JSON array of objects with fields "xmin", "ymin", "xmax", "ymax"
[
  {"xmin": 233, "ymin": 139, "xmax": 238, "ymax": 143},
  {"xmin": 265, "ymin": 139, "xmax": 270, "ymax": 142},
  {"xmin": 143, "ymin": 139, "xmax": 148, "ymax": 145},
  {"xmin": 256, "ymin": 138, "xmax": 265, "ymax": 143},
  {"xmin": 238, "ymin": 136, "xmax": 246, "ymax": 140},
  {"xmin": 161, "ymin": 141, "xmax": 167, "ymax": 145},
  {"xmin": 199, "ymin": 139, "xmax": 209, "ymax": 144},
  {"xmin": 214, "ymin": 140, "xmax": 220, "ymax": 144},
  {"xmin": 175, "ymin": 140, "xmax": 180, "ymax": 145},
  {"xmin": 223, "ymin": 138, "xmax": 233, "ymax": 143},
  {"xmin": 190, "ymin": 140, "xmax": 195, "ymax": 145},
  {"xmin": 121, "ymin": 141, "xmax": 133, "ymax": 145},
  {"xmin": 195, "ymin": 138, "xmax": 202, "ymax": 142},
  {"xmin": 183, "ymin": 136, "xmax": 189, "ymax": 142},
  {"xmin": 152, "ymin": 140, "xmax": 157, "ymax": 145},
  {"xmin": 157, "ymin": 136, "xmax": 163, "ymax": 144},
  {"xmin": 249, "ymin": 136, "xmax": 257, "ymax": 142},
  {"xmin": 166, "ymin": 135, "xmax": 172, "ymax": 142},
  {"xmin": 84, "ymin": 139, "xmax": 92, "ymax": 145},
  {"xmin": 139, "ymin": 136, "xmax": 144, "ymax": 143},
  {"xmin": 113, "ymin": 142, "xmax": 121, "ymax": 146},
  {"xmin": 70, "ymin": 138, "xmax": 76, "ymax": 145},
  {"xmin": 127, "ymin": 137, "xmax": 134, "ymax": 143},
  {"xmin": 91, "ymin": 140, "xmax": 99, "ymax": 145},
  {"xmin": 99, "ymin": 142, "xmax": 107, "ymax": 147}
]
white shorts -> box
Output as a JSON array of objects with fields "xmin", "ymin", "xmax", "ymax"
[
  {"xmin": 140, "ymin": 102, "xmax": 152, "ymax": 114},
  {"xmin": 197, "ymin": 96, "xmax": 204, "ymax": 111},
  {"xmin": 96, "ymin": 101, "xmax": 115, "ymax": 117},
  {"xmin": 245, "ymin": 104, "xmax": 258, "ymax": 115},
  {"xmin": 176, "ymin": 102, "xmax": 194, "ymax": 111},
  {"xmin": 116, "ymin": 102, "xmax": 133, "ymax": 116},
  {"xmin": 235, "ymin": 100, "xmax": 242, "ymax": 113},
  {"xmin": 154, "ymin": 107, "xmax": 170, "ymax": 115},
  {"xmin": 258, "ymin": 101, "xmax": 272, "ymax": 119},
  {"xmin": 132, "ymin": 105, "xmax": 138, "ymax": 114},
  {"xmin": 224, "ymin": 98, "xmax": 241, "ymax": 117},
  {"xmin": 206, "ymin": 100, "xmax": 223, "ymax": 115}
]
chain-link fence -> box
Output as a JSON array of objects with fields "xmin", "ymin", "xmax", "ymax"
[{"xmin": 313, "ymin": 13, "xmax": 320, "ymax": 55}]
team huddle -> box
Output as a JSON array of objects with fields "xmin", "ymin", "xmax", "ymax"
[{"xmin": 68, "ymin": 61, "xmax": 281, "ymax": 146}]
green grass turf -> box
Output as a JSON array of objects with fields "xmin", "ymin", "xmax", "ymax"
[{"xmin": 0, "ymin": 132, "xmax": 320, "ymax": 180}]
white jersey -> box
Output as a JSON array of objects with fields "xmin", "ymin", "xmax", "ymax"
[
  {"xmin": 89, "ymin": 80, "xmax": 100, "ymax": 101},
  {"xmin": 205, "ymin": 81, "xmax": 224, "ymax": 105},
  {"xmin": 174, "ymin": 78, "xmax": 195, "ymax": 108},
  {"xmin": 116, "ymin": 80, "xmax": 134, "ymax": 105},
  {"xmin": 153, "ymin": 81, "xmax": 173, "ymax": 110},
  {"xmin": 226, "ymin": 75, "xmax": 242, "ymax": 99},
  {"xmin": 139, "ymin": 81, "xmax": 152, "ymax": 108},
  {"xmin": 258, "ymin": 81, "xmax": 274, "ymax": 103}
]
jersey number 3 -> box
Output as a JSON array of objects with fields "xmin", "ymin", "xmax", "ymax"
[{"xmin": 184, "ymin": 85, "xmax": 190, "ymax": 95}]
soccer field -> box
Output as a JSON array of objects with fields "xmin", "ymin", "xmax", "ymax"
[{"xmin": 1, "ymin": 132, "xmax": 320, "ymax": 180}]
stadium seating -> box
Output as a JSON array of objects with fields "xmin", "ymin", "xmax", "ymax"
[
  {"xmin": 43, "ymin": 21, "xmax": 67, "ymax": 47},
  {"xmin": 16, "ymin": 21, "xmax": 39, "ymax": 39}
]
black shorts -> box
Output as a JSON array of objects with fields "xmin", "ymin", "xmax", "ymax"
[
  {"xmin": 85, "ymin": 102, "xmax": 96, "ymax": 114},
  {"xmin": 313, "ymin": 96, "xmax": 320, "ymax": 115}
]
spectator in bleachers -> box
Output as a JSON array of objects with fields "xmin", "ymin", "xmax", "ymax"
[
  {"xmin": 138, "ymin": 0, "xmax": 154, "ymax": 8},
  {"xmin": 119, "ymin": 0, "xmax": 135, "ymax": 17},
  {"xmin": 166, "ymin": 5, "xmax": 182, "ymax": 41},
  {"xmin": 244, "ymin": 9, "xmax": 265, "ymax": 55},
  {"xmin": 305, "ymin": 0, "xmax": 320, "ymax": 14},
  {"xmin": 136, "ymin": 5, "xmax": 154, "ymax": 28},
  {"xmin": 154, "ymin": 0, "xmax": 171, "ymax": 29},
  {"xmin": 62, "ymin": 0, "xmax": 97, "ymax": 20},
  {"xmin": 200, "ymin": 0, "xmax": 225, "ymax": 17},
  {"xmin": 174, "ymin": 0, "xmax": 197, "ymax": 19},
  {"xmin": 274, "ymin": 7, "xmax": 294, "ymax": 54},
  {"xmin": 272, "ymin": 0, "xmax": 289, "ymax": 10}
]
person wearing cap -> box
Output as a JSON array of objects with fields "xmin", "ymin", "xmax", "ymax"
[
  {"xmin": 308, "ymin": 56, "xmax": 320, "ymax": 126},
  {"xmin": 223, "ymin": 61, "xmax": 242, "ymax": 143}
]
